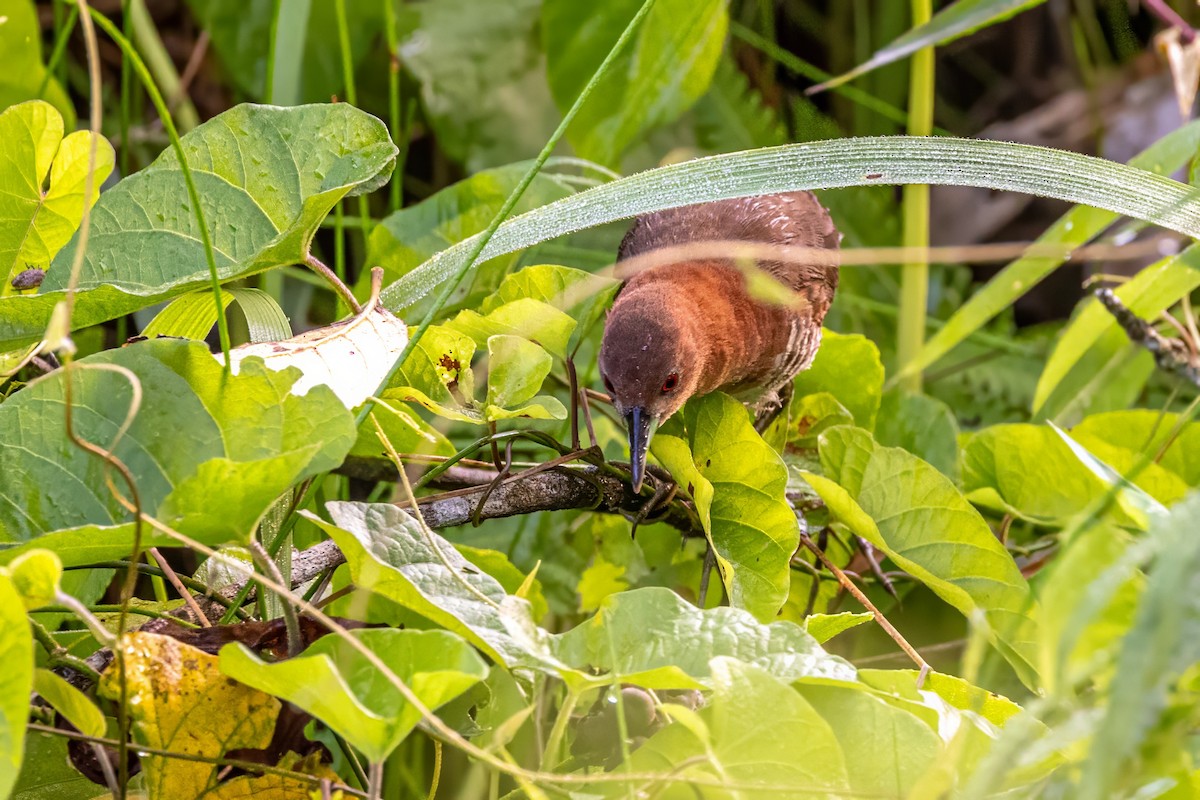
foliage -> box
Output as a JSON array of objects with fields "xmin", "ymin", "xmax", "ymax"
[{"xmin": 5, "ymin": 0, "xmax": 1200, "ymax": 798}]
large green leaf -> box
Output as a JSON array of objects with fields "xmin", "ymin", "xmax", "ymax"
[
  {"xmin": 1079, "ymin": 492, "xmax": 1200, "ymax": 796},
  {"xmin": 0, "ymin": 338, "xmax": 355, "ymax": 562},
  {"xmin": 805, "ymin": 426, "xmax": 1036, "ymax": 682},
  {"xmin": 399, "ymin": 0, "xmax": 559, "ymax": 171},
  {"xmin": 0, "ymin": 103, "xmax": 397, "ymax": 351},
  {"xmin": 0, "ymin": 571, "xmax": 31, "ymax": 798},
  {"xmin": 1034, "ymin": 246, "xmax": 1200, "ymax": 416},
  {"xmin": 652, "ymin": 393, "xmax": 798, "ymax": 621},
  {"xmin": 0, "ymin": 0, "xmax": 73, "ymax": 124},
  {"xmin": 553, "ymin": 587, "xmax": 854, "ymax": 690},
  {"xmin": 792, "ymin": 330, "xmax": 884, "ymax": 429},
  {"xmin": 381, "ymin": 137, "xmax": 1200, "ymax": 313},
  {"xmin": 1072, "ymin": 410, "xmax": 1200, "ymax": 486},
  {"xmin": 614, "ymin": 658, "xmax": 851, "ymax": 798},
  {"xmin": 694, "ymin": 55, "xmax": 787, "ymax": 153},
  {"xmin": 818, "ymin": 0, "xmax": 1046, "ymax": 91},
  {"xmin": 961, "ymin": 424, "xmax": 1180, "ymax": 529},
  {"xmin": 221, "ymin": 629, "xmax": 487, "ymax": 764},
  {"xmin": 874, "ymin": 389, "xmax": 959, "ymax": 478},
  {"xmin": 303, "ymin": 501, "xmax": 564, "ymax": 672},
  {"xmin": 0, "ymin": 101, "xmax": 114, "ymax": 296},
  {"xmin": 896, "ymin": 120, "xmax": 1200, "ymax": 383},
  {"xmin": 542, "ymin": 0, "xmax": 728, "ymax": 167}
]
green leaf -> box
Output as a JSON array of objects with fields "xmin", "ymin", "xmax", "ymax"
[
  {"xmin": 898, "ymin": 119, "xmax": 1200, "ymax": 383},
  {"xmin": 142, "ymin": 289, "xmax": 237, "ymax": 340},
  {"xmin": 12, "ymin": 728, "xmax": 98, "ymax": 799},
  {"xmin": 6, "ymin": 550, "xmax": 61, "ymax": 611},
  {"xmin": 366, "ymin": 164, "xmax": 581, "ymax": 315},
  {"xmin": 455, "ymin": 544, "xmax": 549, "ymax": 623},
  {"xmin": 874, "ymin": 390, "xmax": 959, "ymax": 478},
  {"xmin": 766, "ymin": 391, "xmax": 855, "ymax": 451},
  {"xmin": 383, "ymin": 137, "xmax": 1200, "ymax": 314},
  {"xmin": 554, "ymin": 587, "xmax": 854, "ymax": 690},
  {"xmin": 1079, "ymin": 492, "xmax": 1200, "ymax": 796},
  {"xmin": 542, "ymin": 0, "xmax": 728, "ymax": 167},
  {"xmin": 793, "ymin": 330, "xmax": 884, "ymax": 429},
  {"xmin": 818, "ymin": 0, "xmax": 1046, "ymax": 91},
  {"xmin": 32, "ymin": 669, "xmax": 105, "ymax": 739},
  {"xmin": 385, "ymin": 323, "xmax": 478, "ymax": 417},
  {"xmin": 653, "ymin": 393, "xmax": 799, "ymax": 621},
  {"xmin": 0, "ymin": 101, "xmax": 114, "ymax": 296},
  {"xmin": 694, "ymin": 56, "xmax": 787, "ymax": 152},
  {"xmin": 806, "ymin": 426, "xmax": 1036, "ymax": 682},
  {"xmin": 615, "ymin": 658, "xmax": 850, "ymax": 797},
  {"xmin": 961, "ymin": 424, "xmax": 1177, "ymax": 529},
  {"xmin": 484, "ymin": 335, "xmax": 553, "ymax": 411},
  {"xmin": 804, "ymin": 612, "xmax": 873, "ymax": 644},
  {"xmin": 1072, "ymin": 410, "xmax": 1200, "ymax": 486},
  {"xmin": 1034, "ymin": 246, "xmax": 1200, "ymax": 416},
  {"xmin": 796, "ymin": 681, "xmax": 942, "ymax": 797},
  {"xmin": 480, "ymin": 263, "xmax": 620, "ymax": 351},
  {"xmin": 0, "ymin": 339, "xmax": 355, "ymax": 562},
  {"xmin": 399, "ymin": 0, "xmax": 559, "ymax": 171},
  {"xmin": 0, "ymin": 572, "xmax": 32, "ymax": 799},
  {"xmin": 302, "ymin": 501, "xmax": 564, "ymax": 672},
  {"xmin": 220, "ymin": 629, "xmax": 487, "ymax": 764},
  {"xmin": 0, "ymin": 1, "xmax": 73, "ymax": 124},
  {"xmin": 0, "ymin": 103, "xmax": 397, "ymax": 351},
  {"xmin": 447, "ymin": 299, "xmax": 577, "ymax": 361}
]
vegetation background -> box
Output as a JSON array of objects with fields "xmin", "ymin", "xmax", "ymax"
[{"xmin": 4, "ymin": 0, "xmax": 1200, "ymax": 797}]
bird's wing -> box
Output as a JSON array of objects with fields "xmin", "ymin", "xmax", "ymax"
[{"xmin": 617, "ymin": 191, "xmax": 840, "ymax": 292}]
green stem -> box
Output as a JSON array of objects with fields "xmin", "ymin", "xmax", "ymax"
[
  {"xmin": 264, "ymin": 0, "xmax": 283, "ymax": 103},
  {"xmin": 88, "ymin": 9, "xmax": 233, "ymax": 370},
  {"xmin": 39, "ymin": 6, "xmax": 79, "ymax": 102},
  {"xmin": 384, "ymin": 0, "xmax": 405, "ymax": 212},
  {"xmin": 896, "ymin": 0, "xmax": 934, "ymax": 393},
  {"xmin": 356, "ymin": 0, "xmax": 661, "ymax": 428},
  {"xmin": 334, "ymin": 0, "xmax": 373, "ymax": 244}
]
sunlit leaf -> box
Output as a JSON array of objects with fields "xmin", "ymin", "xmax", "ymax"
[
  {"xmin": 96, "ymin": 632, "xmax": 281, "ymax": 798},
  {"xmin": 804, "ymin": 612, "xmax": 872, "ymax": 644},
  {"xmin": 31, "ymin": 669, "xmax": 104, "ymax": 739},
  {"xmin": 805, "ymin": 426, "xmax": 1037, "ymax": 683},
  {"xmin": 0, "ymin": 572, "xmax": 31, "ymax": 799},
  {"xmin": 0, "ymin": 103, "xmax": 397, "ymax": 351},
  {"xmin": 653, "ymin": 393, "xmax": 799, "ymax": 621},
  {"xmin": 0, "ymin": 101, "xmax": 113, "ymax": 296},
  {"xmin": 554, "ymin": 587, "xmax": 855, "ymax": 690},
  {"xmin": 0, "ymin": 1, "xmax": 73, "ymax": 124},
  {"xmin": 221, "ymin": 629, "xmax": 487, "ymax": 763},
  {"xmin": 303, "ymin": 501, "xmax": 564, "ymax": 672},
  {"xmin": 793, "ymin": 330, "xmax": 884, "ymax": 430}
]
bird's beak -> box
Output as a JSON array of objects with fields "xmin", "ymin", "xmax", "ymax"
[{"xmin": 625, "ymin": 407, "xmax": 658, "ymax": 493}]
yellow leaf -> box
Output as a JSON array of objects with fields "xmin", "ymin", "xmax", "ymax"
[
  {"xmin": 97, "ymin": 632, "xmax": 280, "ymax": 799},
  {"xmin": 206, "ymin": 752, "xmax": 343, "ymax": 800}
]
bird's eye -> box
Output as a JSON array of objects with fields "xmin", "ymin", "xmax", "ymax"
[{"xmin": 661, "ymin": 373, "xmax": 679, "ymax": 393}]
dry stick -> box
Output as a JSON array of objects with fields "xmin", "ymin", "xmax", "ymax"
[
  {"xmin": 147, "ymin": 548, "xmax": 211, "ymax": 626},
  {"xmin": 305, "ymin": 253, "xmax": 362, "ymax": 313},
  {"xmin": 1145, "ymin": 0, "xmax": 1198, "ymax": 42},
  {"xmin": 798, "ymin": 533, "xmax": 930, "ymax": 683},
  {"xmin": 173, "ymin": 29, "xmax": 209, "ymax": 108}
]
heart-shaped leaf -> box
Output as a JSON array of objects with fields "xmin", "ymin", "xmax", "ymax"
[{"xmin": 0, "ymin": 102, "xmax": 397, "ymax": 351}]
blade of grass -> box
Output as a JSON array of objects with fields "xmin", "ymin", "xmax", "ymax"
[
  {"xmin": 896, "ymin": 0, "xmax": 935, "ymax": 392},
  {"xmin": 356, "ymin": 0, "xmax": 663, "ymax": 426}
]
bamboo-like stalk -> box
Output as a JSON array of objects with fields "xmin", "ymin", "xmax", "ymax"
[{"xmin": 896, "ymin": 0, "xmax": 934, "ymax": 392}]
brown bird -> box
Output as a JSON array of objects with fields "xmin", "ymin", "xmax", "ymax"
[{"xmin": 598, "ymin": 192, "xmax": 840, "ymax": 491}]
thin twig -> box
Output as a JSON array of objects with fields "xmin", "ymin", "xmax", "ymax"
[
  {"xmin": 147, "ymin": 548, "xmax": 211, "ymax": 626},
  {"xmin": 798, "ymin": 533, "xmax": 930, "ymax": 681},
  {"xmin": 1096, "ymin": 288, "xmax": 1200, "ymax": 387},
  {"xmin": 1145, "ymin": 0, "xmax": 1197, "ymax": 43}
]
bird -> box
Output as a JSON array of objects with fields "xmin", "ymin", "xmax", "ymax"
[{"xmin": 598, "ymin": 192, "xmax": 840, "ymax": 492}]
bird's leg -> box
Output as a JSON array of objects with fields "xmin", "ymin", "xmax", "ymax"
[
  {"xmin": 855, "ymin": 537, "xmax": 898, "ymax": 601},
  {"xmin": 629, "ymin": 473, "xmax": 677, "ymax": 539},
  {"xmin": 753, "ymin": 380, "xmax": 794, "ymax": 433},
  {"xmin": 579, "ymin": 384, "xmax": 598, "ymax": 450},
  {"xmin": 471, "ymin": 438, "xmax": 516, "ymax": 526}
]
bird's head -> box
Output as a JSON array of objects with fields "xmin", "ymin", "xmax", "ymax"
[{"xmin": 598, "ymin": 305, "xmax": 701, "ymax": 492}]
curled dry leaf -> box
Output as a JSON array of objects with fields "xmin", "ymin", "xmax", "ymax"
[
  {"xmin": 1156, "ymin": 27, "xmax": 1200, "ymax": 119},
  {"xmin": 226, "ymin": 269, "xmax": 407, "ymax": 410}
]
